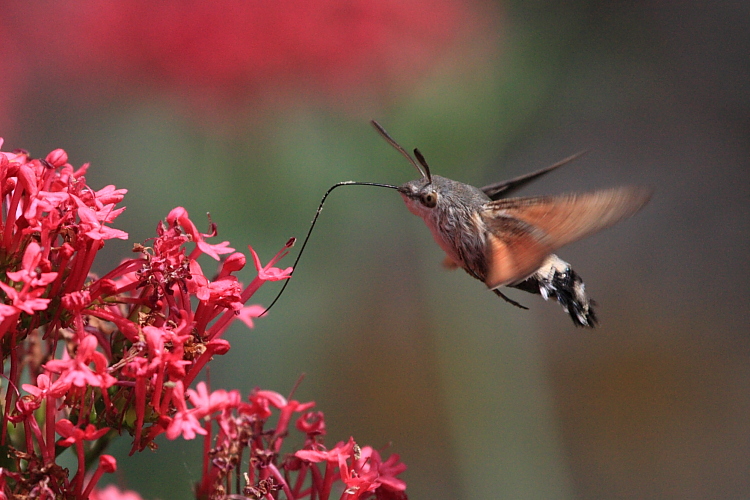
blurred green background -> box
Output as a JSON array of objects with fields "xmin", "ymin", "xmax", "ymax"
[{"xmin": 2, "ymin": 1, "xmax": 749, "ymax": 498}]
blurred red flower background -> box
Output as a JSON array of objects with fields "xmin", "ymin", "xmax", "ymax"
[{"xmin": 0, "ymin": 0, "xmax": 497, "ymax": 129}]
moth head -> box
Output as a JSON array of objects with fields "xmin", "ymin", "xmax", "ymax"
[
  {"xmin": 397, "ymin": 175, "xmax": 441, "ymax": 217},
  {"xmin": 371, "ymin": 120, "xmax": 439, "ymax": 214}
]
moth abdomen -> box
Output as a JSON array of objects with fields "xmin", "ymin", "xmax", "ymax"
[{"xmin": 511, "ymin": 254, "xmax": 597, "ymax": 327}]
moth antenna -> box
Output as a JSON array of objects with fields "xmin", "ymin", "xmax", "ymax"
[
  {"xmin": 371, "ymin": 120, "xmax": 429, "ymax": 180},
  {"xmin": 412, "ymin": 148, "xmax": 432, "ymax": 184},
  {"xmin": 261, "ymin": 180, "xmax": 399, "ymax": 316}
]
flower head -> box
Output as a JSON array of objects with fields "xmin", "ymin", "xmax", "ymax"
[
  {"xmin": 249, "ymin": 239, "xmax": 295, "ymax": 281},
  {"xmin": 0, "ymin": 137, "xmax": 407, "ymax": 500}
]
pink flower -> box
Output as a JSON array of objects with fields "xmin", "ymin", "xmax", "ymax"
[
  {"xmin": 56, "ymin": 419, "xmax": 112, "ymax": 495},
  {"xmin": 56, "ymin": 419, "xmax": 110, "ymax": 446},
  {"xmin": 44, "ymin": 335, "xmax": 117, "ymax": 389},
  {"xmin": 21, "ymin": 373, "xmax": 69, "ymax": 400},
  {"xmin": 5, "ymin": 241, "xmax": 58, "ymax": 287},
  {"xmin": 77, "ymin": 205, "xmax": 129, "ymax": 241},
  {"xmin": 0, "ymin": 303, "xmax": 18, "ymax": 322},
  {"xmin": 165, "ymin": 408, "xmax": 206, "ymax": 441},
  {"xmin": 240, "ymin": 389, "xmax": 295, "ymax": 425},
  {"xmin": 248, "ymin": 389, "xmax": 289, "ymax": 417},
  {"xmin": 0, "ymin": 281, "xmax": 51, "ymax": 316},
  {"xmin": 186, "ymin": 381, "xmax": 242, "ymax": 418},
  {"xmin": 89, "ymin": 485, "xmax": 145, "ymax": 500},
  {"xmin": 140, "ymin": 325, "xmax": 191, "ymax": 377},
  {"xmin": 249, "ymin": 240, "xmax": 294, "ymax": 281},
  {"xmin": 338, "ymin": 452, "xmax": 379, "ymax": 499},
  {"xmin": 167, "ymin": 207, "xmax": 234, "ymax": 260},
  {"xmin": 202, "ymin": 276, "xmax": 243, "ymax": 310},
  {"xmin": 91, "ymin": 184, "xmax": 128, "ymax": 205},
  {"xmin": 354, "ymin": 447, "xmax": 407, "ymax": 493},
  {"xmin": 61, "ymin": 290, "xmax": 93, "ymax": 311},
  {"xmin": 237, "ymin": 304, "xmax": 265, "ymax": 329},
  {"xmin": 165, "ymin": 382, "xmax": 208, "ymax": 440},
  {"xmin": 296, "ymin": 411, "xmax": 326, "ymax": 436},
  {"xmin": 295, "ymin": 437, "xmax": 357, "ymax": 464},
  {"xmin": 267, "ymin": 396, "xmax": 316, "ymax": 447}
]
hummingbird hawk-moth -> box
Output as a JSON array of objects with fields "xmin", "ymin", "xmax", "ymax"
[
  {"xmin": 371, "ymin": 121, "xmax": 651, "ymax": 327},
  {"xmin": 264, "ymin": 121, "xmax": 651, "ymax": 328}
]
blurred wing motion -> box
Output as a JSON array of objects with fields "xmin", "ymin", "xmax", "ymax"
[
  {"xmin": 480, "ymin": 186, "xmax": 651, "ymax": 327},
  {"xmin": 482, "ymin": 186, "xmax": 652, "ymax": 288}
]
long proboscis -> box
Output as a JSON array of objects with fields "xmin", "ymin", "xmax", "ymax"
[{"xmin": 261, "ymin": 181, "xmax": 399, "ymax": 316}]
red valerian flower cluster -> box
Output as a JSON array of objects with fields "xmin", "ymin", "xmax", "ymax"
[
  {"xmin": 0, "ymin": 141, "xmax": 407, "ymax": 499},
  {"xmin": 182, "ymin": 383, "xmax": 407, "ymax": 500}
]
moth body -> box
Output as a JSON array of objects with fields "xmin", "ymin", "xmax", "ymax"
[{"xmin": 372, "ymin": 120, "xmax": 651, "ymax": 327}]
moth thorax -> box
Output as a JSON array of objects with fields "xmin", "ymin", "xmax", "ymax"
[{"xmin": 429, "ymin": 204, "xmax": 488, "ymax": 269}]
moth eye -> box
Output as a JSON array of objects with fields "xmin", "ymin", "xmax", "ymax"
[{"xmin": 420, "ymin": 191, "xmax": 438, "ymax": 208}]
